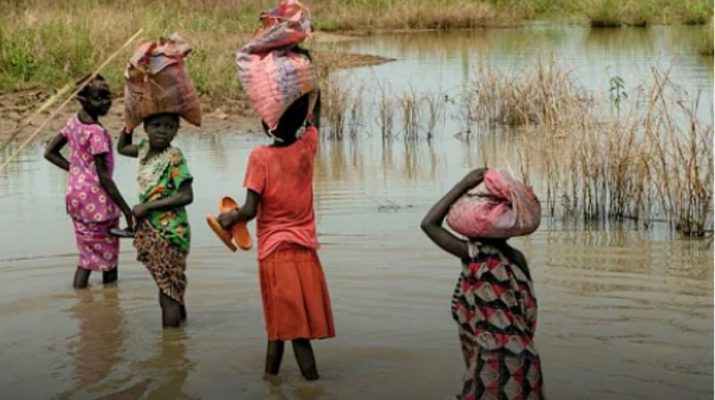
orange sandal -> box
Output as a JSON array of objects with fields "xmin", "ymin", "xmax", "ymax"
[
  {"xmin": 220, "ymin": 196, "xmax": 253, "ymax": 251},
  {"xmin": 206, "ymin": 215, "xmax": 238, "ymax": 252}
]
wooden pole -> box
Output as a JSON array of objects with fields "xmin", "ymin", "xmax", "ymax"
[{"xmin": 0, "ymin": 28, "xmax": 144, "ymax": 172}]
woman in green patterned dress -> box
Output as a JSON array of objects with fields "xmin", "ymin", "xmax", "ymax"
[{"xmin": 118, "ymin": 113, "xmax": 194, "ymax": 327}]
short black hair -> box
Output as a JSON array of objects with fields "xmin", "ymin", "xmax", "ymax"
[
  {"xmin": 264, "ymin": 93, "xmax": 310, "ymax": 141},
  {"xmin": 76, "ymin": 74, "xmax": 108, "ymax": 99}
]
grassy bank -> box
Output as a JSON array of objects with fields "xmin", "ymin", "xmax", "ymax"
[
  {"xmin": 583, "ymin": 0, "xmax": 712, "ymax": 27},
  {"xmin": 699, "ymin": 23, "xmax": 714, "ymax": 55},
  {"xmin": 0, "ymin": 0, "xmax": 514, "ymax": 96},
  {"xmin": 0, "ymin": 0, "xmax": 261, "ymax": 97},
  {"xmin": 0, "ymin": 0, "xmax": 712, "ymax": 97}
]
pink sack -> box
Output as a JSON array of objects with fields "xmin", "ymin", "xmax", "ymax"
[
  {"xmin": 236, "ymin": 0, "xmax": 318, "ymax": 131},
  {"xmin": 446, "ymin": 169, "xmax": 541, "ymax": 239},
  {"xmin": 124, "ymin": 33, "xmax": 202, "ymax": 131}
]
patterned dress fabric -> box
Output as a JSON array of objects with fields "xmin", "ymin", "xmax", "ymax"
[
  {"xmin": 136, "ymin": 140, "xmax": 192, "ymax": 252},
  {"xmin": 133, "ymin": 140, "xmax": 192, "ymax": 302},
  {"xmin": 60, "ymin": 114, "xmax": 120, "ymax": 270},
  {"xmin": 134, "ymin": 221, "xmax": 187, "ymax": 303},
  {"xmin": 451, "ymin": 242, "xmax": 544, "ymax": 400}
]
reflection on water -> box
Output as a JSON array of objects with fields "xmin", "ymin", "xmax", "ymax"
[
  {"xmin": 133, "ymin": 331, "xmax": 194, "ymax": 400},
  {"xmin": 0, "ymin": 130, "xmax": 710, "ymax": 399},
  {"xmin": 57, "ymin": 289, "xmax": 124, "ymax": 399},
  {"xmin": 0, "ymin": 25, "xmax": 713, "ymax": 400}
]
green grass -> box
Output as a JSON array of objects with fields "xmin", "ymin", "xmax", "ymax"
[
  {"xmin": 699, "ymin": 23, "xmax": 714, "ymax": 55},
  {"xmin": 584, "ymin": 0, "xmax": 624, "ymax": 27},
  {"xmin": 680, "ymin": 0, "xmax": 713, "ymax": 25},
  {"xmin": 0, "ymin": 0, "xmax": 260, "ymax": 95},
  {"xmin": 581, "ymin": 0, "xmax": 713, "ymax": 27},
  {"xmin": 0, "ymin": 0, "xmax": 712, "ymax": 96}
]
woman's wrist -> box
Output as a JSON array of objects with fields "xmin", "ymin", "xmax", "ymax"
[{"xmin": 231, "ymin": 208, "xmax": 241, "ymax": 222}]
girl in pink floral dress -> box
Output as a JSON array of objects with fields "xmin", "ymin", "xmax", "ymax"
[{"xmin": 45, "ymin": 75, "xmax": 133, "ymax": 288}]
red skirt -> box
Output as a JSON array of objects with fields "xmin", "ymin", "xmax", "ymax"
[{"xmin": 259, "ymin": 246, "xmax": 335, "ymax": 341}]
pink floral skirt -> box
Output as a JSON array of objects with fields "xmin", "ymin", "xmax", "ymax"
[{"xmin": 72, "ymin": 218, "xmax": 119, "ymax": 271}]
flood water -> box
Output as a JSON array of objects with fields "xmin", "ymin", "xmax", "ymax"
[{"xmin": 0, "ymin": 25, "xmax": 713, "ymax": 399}]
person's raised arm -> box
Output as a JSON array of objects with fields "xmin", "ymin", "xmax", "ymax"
[
  {"xmin": 117, "ymin": 128, "xmax": 139, "ymax": 157},
  {"xmin": 421, "ymin": 168, "xmax": 486, "ymax": 261},
  {"xmin": 44, "ymin": 133, "xmax": 70, "ymax": 171}
]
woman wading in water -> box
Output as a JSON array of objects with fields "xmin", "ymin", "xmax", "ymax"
[{"xmin": 421, "ymin": 168, "xmax": 544, "ymax": 400}]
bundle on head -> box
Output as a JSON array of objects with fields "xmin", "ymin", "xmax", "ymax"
[
  {"xmin": 236, "ymin": 0, "xmax": 318, "ymax": 133},
  {"xmin": 124, "ymin": 33, "xmax": 202, "ymax": 131},
  {"xmin": 446, "ymin": 169, "xmax": 542, "ymax": 239}
]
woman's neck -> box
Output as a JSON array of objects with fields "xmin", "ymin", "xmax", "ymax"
[
  {"xmin": 271, "ymin": 137, "xmax": 297, "ymax": 147},
  {"xmin": 145, "ymin": 144, "xmax": 170, "ymax": 159},
  {"xmin": 474, "ymin": 237, "xmax": 508, "ymax": 248}
]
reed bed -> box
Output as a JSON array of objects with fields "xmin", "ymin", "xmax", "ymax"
[
  {"xmin": 322, "ymin": 76, "xmax": 347, "ymax": 140},
  {"xmin": 468, "ymin": 59, "xmax": 592, "ymax": 128},
  {"xmin": 322, "ymin": 78, "xmax": 449, "ymax": 142},
  {"xmin": 376, "ymin": 86, "xmax": 395, "ymax": 139},
  {"xmin": 324, "ymin": 59, "xmax": 712, "ymax": 236},
  {"xmin": 486, "ymin": 62, "xmax": 715, "ymax": 235}
]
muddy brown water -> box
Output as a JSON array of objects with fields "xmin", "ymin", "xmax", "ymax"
[{"xmin": 1, "ymin": 25, "xmax": 713, "ymax": 399}]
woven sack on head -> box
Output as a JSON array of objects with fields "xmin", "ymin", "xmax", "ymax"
[
  {"xmin": 236, "ymin": 0, "xmax": 318, "ymax": 131},
  {"xmin": 446, "ymin": 169, "xmax": 541, "ymax": 239},
  {"xmin": 124, "ymin": 33, "xmax": 201, "ymax": 131}
]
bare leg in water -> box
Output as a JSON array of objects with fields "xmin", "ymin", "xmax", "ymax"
[
  {"xmin": 264, "ymin": 339, "xmax": 319, "ymax": 380},
  {"xmin": 73, "ymin": 267, "xmax": 91, "ymax": 289},
  {"xmin": 293, "ymin": 339, "xmax": 319, "ymax": 380},
  {"xmin": 159, "ymin": 290, "xmax": 182, "ymax": 328},
  {"xmin": 102, "ymin": 268, "xmax": 118, "ymax": 285},
  {"xmin": 265, "ymin": 340, "xmax": 285, "ymax": 377}
]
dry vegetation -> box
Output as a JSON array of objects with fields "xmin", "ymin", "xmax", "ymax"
[
  {"xmin": 468, "ymin": 61, "xmax": 713, "ymax": 235},
  {"xmin": 320, "ymin": 60, "xmax": 713, "ymax": 235},
  {"xmin": 583, "ymin": 0, "xmax": 712, "ymax": 27}
]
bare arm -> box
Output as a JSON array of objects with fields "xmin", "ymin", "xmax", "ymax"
[
  {"xmin": 421, "ymin": 168, "xmax": 486, "ymax": 261},
  {"xmin": 133, "ymin": 179, "xmax": 194, "ymax": 219},
  {"xmin": 117, "ymin": 128, "xmax": 139, "ymax": 157},
  {"xmin": 44, "ymin": 134, "xmax": 70, "ymax": 171},
  {"xmin": 95, "ymin": 153, "xmax": 133, "ymax": 228},
  {"xmin": 217, "ymin": 189, "xmax": 261, "ymax": 229}
]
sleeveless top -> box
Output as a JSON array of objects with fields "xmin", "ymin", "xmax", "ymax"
[{"xmin": 451, "ymin": 242, "xmax": 539, "ymax": 358}]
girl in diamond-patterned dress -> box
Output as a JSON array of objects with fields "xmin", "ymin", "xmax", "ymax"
[{"xmin": 421, "ymin": 168, "xmax": 544, "ymax": 400}]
